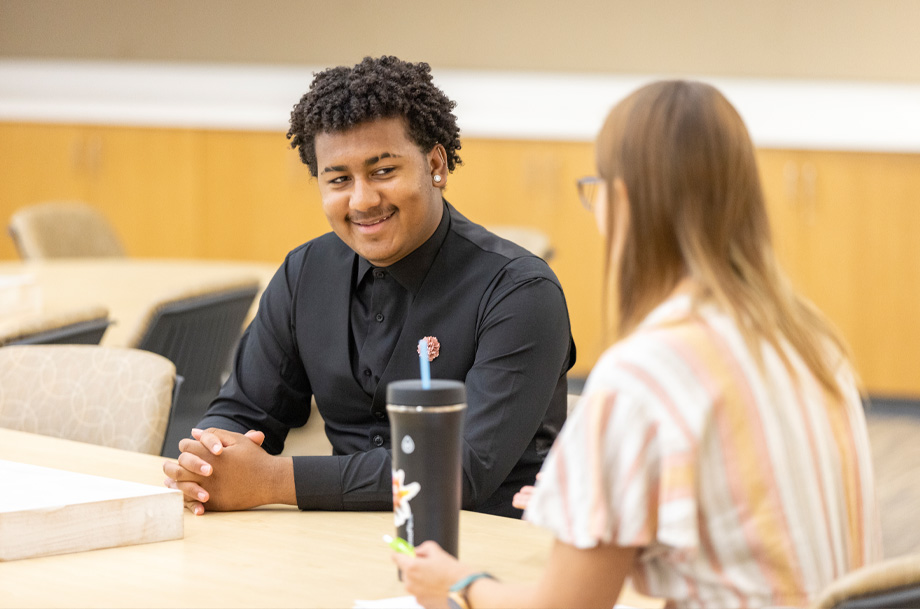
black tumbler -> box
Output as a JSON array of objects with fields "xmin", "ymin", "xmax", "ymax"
[{"xmin": 387, "ymin": 379, "xmax": 466, "ymax": 558}]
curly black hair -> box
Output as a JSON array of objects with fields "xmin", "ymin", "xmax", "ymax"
[{"xmin": 287, "ymin": 56, "xmax": 463, "ymax": 177}]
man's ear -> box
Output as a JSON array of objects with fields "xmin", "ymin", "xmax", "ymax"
[{"xmin": 429, "ymin": 144, "xmax": 448, "ymax": 189}]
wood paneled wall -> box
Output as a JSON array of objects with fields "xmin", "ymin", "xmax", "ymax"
[{"xmin": 2, "ymin": 122, "xmax": 920, "ymax": 393}]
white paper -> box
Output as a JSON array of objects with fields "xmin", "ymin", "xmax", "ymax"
[{"xmin": 0, "ymin": 460, "xmax": 177, "ymax": 513}]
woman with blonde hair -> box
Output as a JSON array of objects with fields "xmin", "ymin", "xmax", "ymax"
[{"xmin": 394, "ymin": 80, "xmax": 880, "ymax": 609}]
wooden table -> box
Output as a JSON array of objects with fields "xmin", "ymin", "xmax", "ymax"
[
  {"xmin": 0, "ymin": 258, "xmax": 278, "ymax": 347},
  {"xmin": 0, "ymin": 428, "xmax": 662, "ymax": 608}
]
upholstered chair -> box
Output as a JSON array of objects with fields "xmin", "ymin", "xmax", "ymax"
[{"xmin": 0, "ymin": 345, "xmax": 176, "ymax": 455}]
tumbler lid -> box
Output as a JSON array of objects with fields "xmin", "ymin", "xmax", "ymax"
[{"xmin": 386, "ymin": 379, "xmax": 466, "ymax": 406}]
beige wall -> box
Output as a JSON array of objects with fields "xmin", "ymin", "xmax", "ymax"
[{"xmin": 2, "ymin": 0, "xmax": 920, "ymax": 82}]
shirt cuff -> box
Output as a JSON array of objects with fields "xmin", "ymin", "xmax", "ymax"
[
  {"xmin": 292, "ymin": 455, "xmax": 345, "ymax": 510},
  {"xmin": 195, "ymin": 415, "xmax": 251, "ymax": 436}
]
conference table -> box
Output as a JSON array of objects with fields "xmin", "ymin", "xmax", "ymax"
[
  {"xmin": 0, "ymin": 257, "xmax": 278, "ymax": 347},
  {"xmin": 0, "ymin": 428, "xmax": 663, "ymax": 608}
]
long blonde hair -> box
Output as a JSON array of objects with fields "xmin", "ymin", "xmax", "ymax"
[{"xmin": 597, "ymin": 80, "xmax": 850, "ymax": 397}]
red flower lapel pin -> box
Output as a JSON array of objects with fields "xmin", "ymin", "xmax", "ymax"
[{"xmin": 417, "ymin": 336, "xmax": 440, "ymax": 362}]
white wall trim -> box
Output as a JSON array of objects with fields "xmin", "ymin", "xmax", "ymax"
[{"xmin": 2, "ymin": 59, "xmax": 920, "ymax": 153}]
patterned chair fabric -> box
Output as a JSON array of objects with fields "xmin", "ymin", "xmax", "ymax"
[
  {"xmin": 8, "ymin": 201, "xmax": 126, "ymax": 260},
  {"xmin": 0, "ymin": 345, "xmax": 176, "ymax": 455}
]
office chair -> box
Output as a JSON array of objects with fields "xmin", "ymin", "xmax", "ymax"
[
  {"xmin": 567, "ymin": 393, "xmax": 581, "ymax": 414},
  {"xmin": 121, "ymin": 278, "xmax": 260, "ymax": 458},
  {"xmin": 279, "ymin": 398, "xmax": 333, "ymax": 457},
  {"xmin": 811, "ymin": 553, "xmax": 920, "ymax": 609},
  {"xmin": 8, "ymin": 201, "xmax": 126, "ymax": 260},
  {"xmin": 486, "ymin": 225, "xmax": 554, "ymax": 261},
  {"xmin": 0, "ymin": 304, "xmax": 110, "ymax": 347},
  {"xmin": 0, "ymin": 345, "xmax": 177, "ymax": 455}
]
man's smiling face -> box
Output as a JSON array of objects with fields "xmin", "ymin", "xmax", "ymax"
[{"xmin": 315, "ymin": 117, "xmax": 446, "ymax": 267}]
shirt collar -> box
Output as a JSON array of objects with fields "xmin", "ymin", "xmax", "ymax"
[{"xmin": 355, "ymin": 199, "xmax": 451, "ymax": 295}]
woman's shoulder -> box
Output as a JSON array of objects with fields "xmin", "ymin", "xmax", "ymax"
[
  {"xmin": 588, "ymin": 309, "xmax": 714, "ymax": 386},
  {"xmin": 579, "ymin": 313, "xmax": 725, "ymax": 441}
]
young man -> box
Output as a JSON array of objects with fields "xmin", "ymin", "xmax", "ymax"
[{"xmin": 163, "ymin": 56, "xmax": 575, "ymax": 518}]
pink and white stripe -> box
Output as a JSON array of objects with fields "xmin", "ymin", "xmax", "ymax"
[{"xmin": 525, "ymin": 294, "xmax": 881, "ymax": 609}]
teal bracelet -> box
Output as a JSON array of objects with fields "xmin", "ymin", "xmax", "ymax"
[{"xmin": 449, "ymin": 571, "xmax": 496, "ymax": 593}]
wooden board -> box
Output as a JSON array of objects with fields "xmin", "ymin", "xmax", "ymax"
[{"xmin": 0, "ymin": 459, "xmax": 183, "ymax": 561}]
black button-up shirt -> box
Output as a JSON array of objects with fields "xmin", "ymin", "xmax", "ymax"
[
  {"xmin": 350, "ymin": 206, "xmax": 449, "ymax": 395},
  {"xmin": 200, "ymin": 200, "xmax": 576, "ymax": 517}
]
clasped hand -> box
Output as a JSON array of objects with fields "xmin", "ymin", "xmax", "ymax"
[{"xmin": 162, "ymin": 427, "xmax": 273, "ymax": 515}]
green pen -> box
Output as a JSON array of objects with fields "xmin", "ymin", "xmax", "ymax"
[{"xmin": 383, "ymin": 534, "xmax": 416, "ymax": 556}]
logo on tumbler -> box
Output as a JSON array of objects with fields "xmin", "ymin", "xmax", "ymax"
[
  {"xmin": 401, "ymin": 435, "xmax": 415, "ymax": 454},
  {"xmin": 392, "ymin": 468, "xmax": 421, "ymax": 529}
]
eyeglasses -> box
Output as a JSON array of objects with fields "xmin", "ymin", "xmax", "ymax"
[{"xmin": 576, "ymin": 176, "xmax": 604, "ymax": 212}]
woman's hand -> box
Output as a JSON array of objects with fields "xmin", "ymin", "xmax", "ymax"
[
  {"xmin": 392, "ymin": 541, "xmax": 475, "ymax": 609},
  {"xmin": 512, "ymin": 485, "xmax": 536, "ymax": 510},
  {"xmin": 512, "ymin": 472, "xmax": 542, "ymax": 510}
]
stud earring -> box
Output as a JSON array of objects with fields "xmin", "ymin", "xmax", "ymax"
[{"xmin": 433, "ymin": 175, "xmax": 442, "ymax": 183}]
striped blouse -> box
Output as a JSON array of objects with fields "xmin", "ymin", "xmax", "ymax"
[{"xmin": 525, "ymin": 293, "xmax": 881, "ymax": 608}]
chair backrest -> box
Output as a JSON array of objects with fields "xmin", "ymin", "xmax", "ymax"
[
  {"xmin": 811, "ymin": 553, "xmax": 920, "ymax": 609},
  {"xmin": 486, "ymin": 225, "xmax": 554, "ymax": 261},
  {"xmin": 567, "ymin": 392, "xmax": 581, "ymax": 414},
  {"xmin": 0, "ymin": 305, "xmax": 110, "ymax": 347},
  {"xmin": 8, "ymin": 201, "xmax": 126, "ymax": 260},
  {"xmin": 279, "ymin": 398, "xmax": 332, "ymax": 457},
  {"xmin": 124, "ymin": 279, "xmax": 260, "ymax": 457},
  {"xmin": 0, "ymin": 345, "xmax": 176, "ymax": 455}
]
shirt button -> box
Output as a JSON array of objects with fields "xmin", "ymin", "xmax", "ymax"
[
  {"xmin": 375, "ymin": 313, "xmax": 384, "ymax": 322},
  {"xmin": 374, "ymin": 270, "xmax": 385, "ymax": 279},
  {"xmin": 372, "ymin": 434, "xmax": 385, "ymax": 447},
  {"xmin": 363, "ymin": 369, "xmax": 372, "ymax": 377},
  {"xmin": 374, "ymin": 411, "xmax": 386, "ymax": 420}
]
